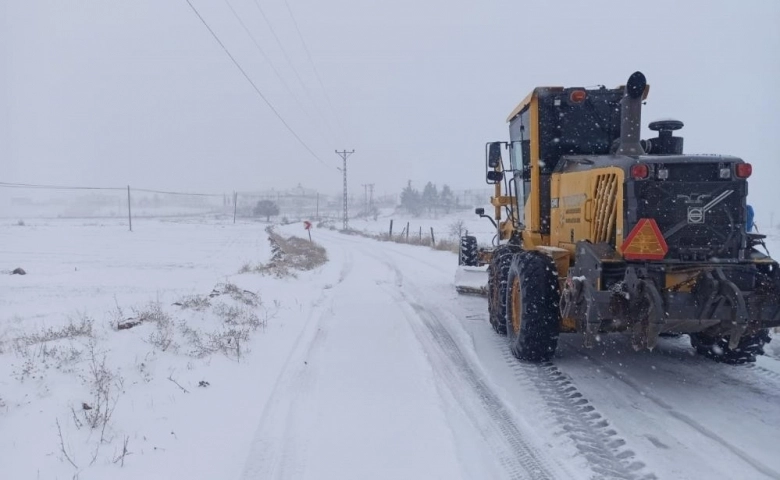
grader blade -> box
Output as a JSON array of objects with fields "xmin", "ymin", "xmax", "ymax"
[{"xmin": 454, "ymin": 265, "xmax": 489, "ymax": 296}]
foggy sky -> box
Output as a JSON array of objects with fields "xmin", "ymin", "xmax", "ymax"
[{"xmin": 2, "ymin": 0, "xmax": 779, "ymax": 222}]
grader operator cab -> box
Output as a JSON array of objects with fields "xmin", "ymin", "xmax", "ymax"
[{"xmin": 458, "ymin": 71, "xmax": 780, "ymax": 363}]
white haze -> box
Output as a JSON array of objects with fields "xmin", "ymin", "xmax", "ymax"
[{"xmin": 2, "ymin": 0, "xmax": 779, "ymax": 224}]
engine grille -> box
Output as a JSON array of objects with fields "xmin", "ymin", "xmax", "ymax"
[{"xmin": 631, "ymin": 180, "xmax": 746, "ymax": 261}]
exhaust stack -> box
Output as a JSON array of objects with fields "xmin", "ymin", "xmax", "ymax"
[{"xmin": 616, "ymin": 71, "xmax": 647, "ymax": 156}]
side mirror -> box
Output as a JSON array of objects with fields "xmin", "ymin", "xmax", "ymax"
[
  {"xmin": 486, "ymin": 171, "xmax": 504, "ymax": 183},
  {"xmin": 488, "ymin": 142, "xmax": 502, "ymax": 168},
  {"xmin": 475, "ymin": 208, "xmax": 485, "ymax": 215}
]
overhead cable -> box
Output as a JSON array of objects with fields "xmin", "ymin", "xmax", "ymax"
[
  {"xmin": 184, "ymin": 0, "xmax": 330, "ymax": 167},
  {"xmin": 281, "ymin": 0, "xmax": 345, "ymax": 137}
]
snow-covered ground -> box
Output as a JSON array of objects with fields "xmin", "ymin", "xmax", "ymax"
[{"xmin": 2, "ymin": 217, "xmax": 780, "ymax": 479}]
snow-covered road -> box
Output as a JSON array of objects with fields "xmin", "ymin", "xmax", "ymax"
[
  {"xmin": 240, "ymin": 229, "xmax": 571, "ymax": 479},
  {"xmin": 247, "ymin": 227, "xmax": 780, "ymax": 480}
]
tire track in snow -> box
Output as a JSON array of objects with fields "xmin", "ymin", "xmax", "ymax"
[
  {"xmin": 239, "ymin": 248, "xmax": 353, "ymax": 480},
  {"xmin": 363, "ymin": 251, "xmax": 564, "ymax": 480},
  {"xmin": 580, "ymin": 350, "xmax": 780, "ymax": 480},
  {"xmin": 502, "ymin": 348, "xmax": 655, "ymax": 480},
  {"xmin": 351, "ymin": 237, "xmax": 653, "ymax": 480},
  {"xmin": 746, "ymin": 362, "xmax": 780, "ymax": 385},
  {"xmin": 395, "ymin": 294, "xmax": 562, "ymax": 479},
  {"xmin": 453, "ymin": 295, "xmax": 655, "ymax": 480}
]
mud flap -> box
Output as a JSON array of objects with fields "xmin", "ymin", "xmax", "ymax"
[
  {"xmin": 622, "ymin": 268, "xmax": 666, "ymax": 351},
  {"xmin": 635, "ymin": 279, "xmax": 664, "ymax": 351},
  {"xmin": 581, "ymin": 280, "xmax": 601, "ymax": 348}
]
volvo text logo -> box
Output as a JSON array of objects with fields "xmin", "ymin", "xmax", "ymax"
[{"xmin": 677, "ymin": 193, "xmax": 711, "ymax": 204}]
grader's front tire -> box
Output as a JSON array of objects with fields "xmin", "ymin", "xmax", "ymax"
[
  {"xmin": 505, "ymin": 252, "xmax": 561, "ymax": 362},
  {"xmin": 459, "ymin": 235, "xmax": 478, "ymax": 266},
  {"xmin": 487, "ymin": 247, "xmax": 516, "ymax": 335}
]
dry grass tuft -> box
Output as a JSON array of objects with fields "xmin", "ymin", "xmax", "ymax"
[{"xmin": 240, "ymin": 228, "xmax": 328, "ymax": 278}]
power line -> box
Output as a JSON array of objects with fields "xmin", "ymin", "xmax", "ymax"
[
  {"xmin": 132, "ymin": 188, "xmax": 223, "ymax": 197},
  {"xmin": 0, "ymin": 182, "xmax": 123, "ymax": 191},
  {"xmin": 281, "ymin": 0, "xmax": 345, "ymax": 138},
  {"xmin": 222, "ymin": 0, "xmax": 315, "ymax": 124},
  {"xmin": 183, "ymin": 0, "xmax": 329, "ymax": 167},
  {"xmin": 246, "ymin": 0, "xmax": 339, "ymax": 139},
  {"xmin": 0, "ymin": 182, "xmax": 223, "ymax": 197}
]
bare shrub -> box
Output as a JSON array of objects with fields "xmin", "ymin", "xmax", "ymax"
[
  {"xmin": 113, "ymin": 435, "xmax": 131, "ymax": 466},
  {"xmin": 80, "ymin": 342, "xmax": 122, "ymax": 440},
  {"xmin": 15, "ymin": 314, "xmax": 94, "ymax": 347},
  {"xmin": 244, "ymin": 229, "xmax": 328, "ymax": 277},
  {"xmin": 177, "ymin": 322, "xmax": 250, "ymax": 361},
  {"xmin": 209, "ymin": 283, "xmax": 260, "ymax": 307},
  {"xmin": 213, "ymin": 302, "xmax": 261, "ymax": 329},
  {"xmin": 124, "ymin": 302, "xmax": 177, "ymax": 352},
  {"xmin": 56, "ymin": 418, "xmax": 79, "ymax": 469},
  {"xmin": 109, "ymin": 299, "xmax": 126, "ymax": 329},
  {"xmin": 11, "ymin": 315, "xmax": 93, "ymax": 380},
  {"xmin": 177, "ymin": 298, "xmax": 269, "ymax": 361},
  {"xmin": 16, "ymin": 219, "xmax": 25, "ymax": 227},
  {"xmin": 173, "ymin": 295, "xmax": 211, "ymax": 311},
  {"xmin": 178, "ymin": 322, "xmax": 211, "ymax": 358},
  {"xmin": 204, "ymin": 328, "xmax": 252, "ymax": 361},
  {"xmin": 131, "ymin": 301, "xmax": 170, "ymax": 325},
  {"xmin": 448, "ymin": 219, "xmax": 466, "ymax": 239}
]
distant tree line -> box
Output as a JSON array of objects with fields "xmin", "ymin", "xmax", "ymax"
[{"xmin": 399, "ymin": 181, "xmax": 457, "ymax": 216}]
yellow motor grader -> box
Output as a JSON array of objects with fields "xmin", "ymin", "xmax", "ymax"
[{"xmin": 458, "ymin": 71, "xmax": 780, "ymax": 363}]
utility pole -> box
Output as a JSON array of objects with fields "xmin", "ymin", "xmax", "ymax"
[
  {"xmin": 361, "ymin": 184, "xmax": 369, "ymax": 214},
  {"xmin": 127, "ymin": 185, "xmax": 132, "ymax": 232},
  {"xmin": 335, "ymin": 149, "xmax": 355, "ymax": 229},
  {"xmin": 368, "ymin": 184, "xmax": 375, "ymax": 208}
]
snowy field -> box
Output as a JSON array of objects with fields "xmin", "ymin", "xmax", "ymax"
[
  {"xmin": 1, "ymin": 216, "xmax": 780, "ymax": 479},
  {"xmin": 0, "ymin": 217, "xmax": 331, "ymax": 479}
]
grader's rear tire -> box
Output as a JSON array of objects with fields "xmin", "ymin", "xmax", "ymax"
[
  {"xmin": 459, "ymin": 235, "xmax": 478, "ymax": 266},
  {"xmin": 505, "ymin": 252, "xmax": 561, "ymax": 362},
  {"xmin": 690, "ymin": 329, "xmax": 772, "ymax": 364},
  {"xmin": 487, "ymin": 247, "xmax": 516, "ymax": 335}
]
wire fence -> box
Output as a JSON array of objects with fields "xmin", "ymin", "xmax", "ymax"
[{"xmin": 0, "ymin": 182, "xmax": 493, "ymax": 229}]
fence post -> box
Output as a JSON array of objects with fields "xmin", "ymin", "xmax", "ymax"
[
  {"xmin": 430, "ymin": 227, "xmax": 435, "ymax": 246},
  {"xmin": 406, "ymin": 222, "xmax": 410, "ymax": 241},
  {"xmin": 127, "ymin": 185, "xmax": 132, "ymax": 232},
  {"xmin": 233, "ymin": 191, "xmax": 238, "ymax": 224},
  {"xmin": 419, "ymin": 226, "xmax": 422, "ymax": 241},
  {"xmin": 389, "ymin": 219, "xmax": 393, "ymax": 238}
]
